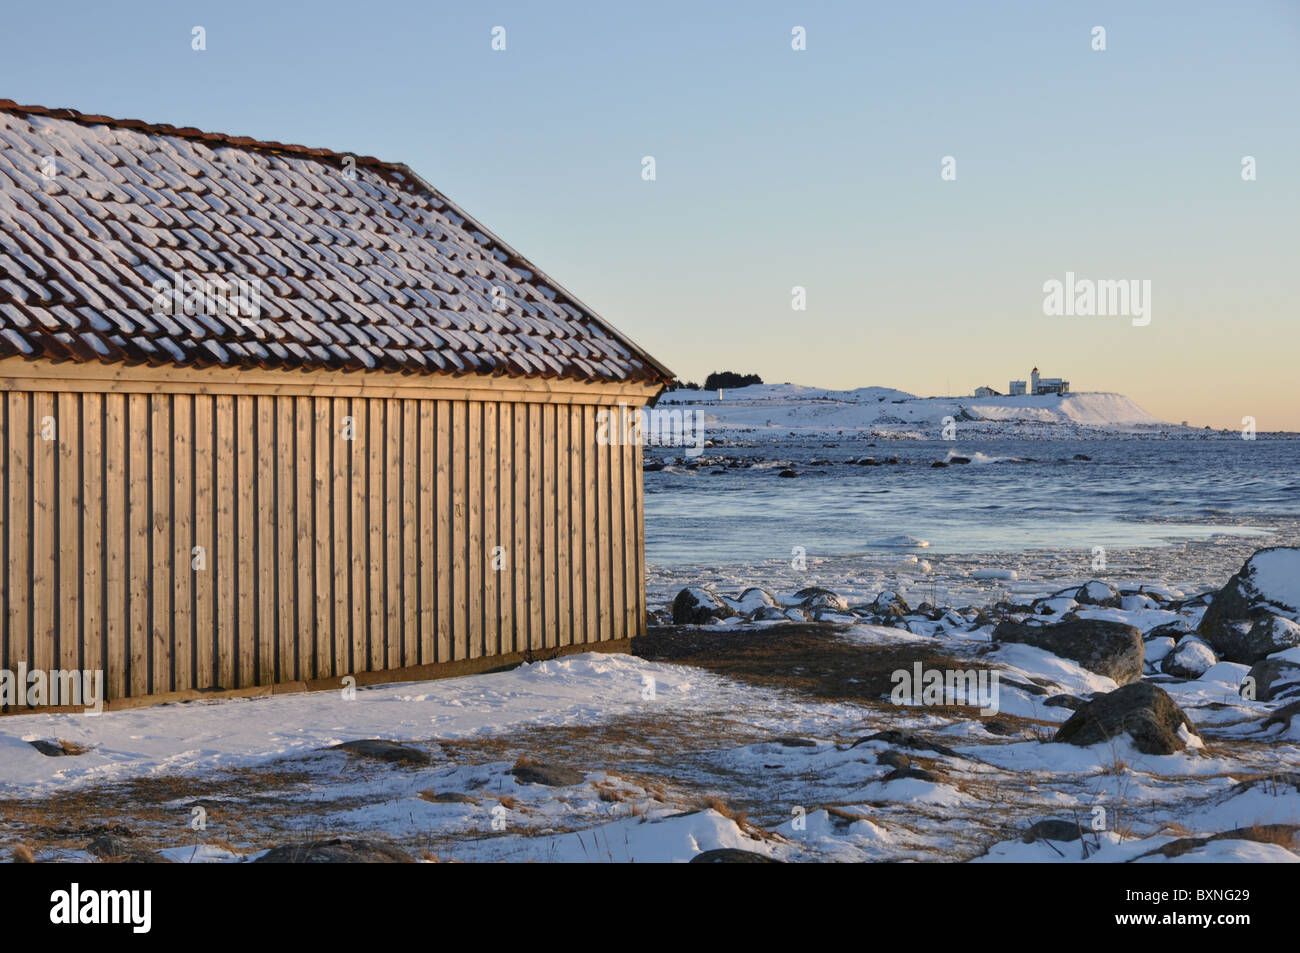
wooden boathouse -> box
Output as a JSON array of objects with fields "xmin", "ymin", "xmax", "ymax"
[{"xmin": 0, "ymin": 101, "xmax": 672, "ymax": 710}]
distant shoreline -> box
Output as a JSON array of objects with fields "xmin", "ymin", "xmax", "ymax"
[{"xmin": 655, "ymin": 384, "xmax": 1299, "ymax": 439}]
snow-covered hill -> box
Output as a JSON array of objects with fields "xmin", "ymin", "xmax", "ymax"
[{"xmin": 656, "ymin": 383, "xmax": 1169, "ymax": 437}]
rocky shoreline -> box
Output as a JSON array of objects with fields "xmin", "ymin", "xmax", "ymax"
[{"xmin": 655, "ymin": 546, "xmax": 1300, "ymax": 759}]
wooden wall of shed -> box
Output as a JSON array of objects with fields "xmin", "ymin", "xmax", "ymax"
[{"xmin": 0, "ymin": 390, "xmax": 645, "ymax": 702}]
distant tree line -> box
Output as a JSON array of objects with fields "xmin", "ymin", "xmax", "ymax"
[{"xmin": 665, "ymin": 371, "xmax": 763, "ymax": 392}]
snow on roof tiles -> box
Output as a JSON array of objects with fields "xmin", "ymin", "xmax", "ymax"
[{"xmin": 0, "ymin": 101, "xmax": 672, "ymax": 385}]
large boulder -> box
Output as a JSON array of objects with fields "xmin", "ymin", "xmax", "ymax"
[
  {"xmin": 690, "ymin": 848, "xmax": 780, "ymax": 863},
  {"xmin": 1054, "ymin": 683, "xmax": 1200, "ymax": 755},
  {"xmin": 1245, "ymin": 657, "xmax": 1300, "ymax": 702},
  {"xmin": 1198, "ymin": 548, "xmax": 1300, "ymax": 663},
  {"xmin": 327, "ymin": 739, "xmax": 432, "ymax": 765},
  {"xmin": 993, "ymin": 618, "xmax": 1144, "ymax": 684},
  {"xmin": 671, "ymin": 587, "xmax": 735, "ymax": 625}
]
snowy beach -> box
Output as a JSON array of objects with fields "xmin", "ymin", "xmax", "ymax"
[{"xmin": 3, "ymin": 388, "xmax": 1298, "ymax": 863}]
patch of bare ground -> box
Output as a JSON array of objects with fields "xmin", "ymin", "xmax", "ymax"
[
  {"xmin": 634, "ymin": 623, "xmax": 991, "ymax": 705},
  {"xmin": 0, "ymin": 764, "xmax": 353, "ymax": 859}
]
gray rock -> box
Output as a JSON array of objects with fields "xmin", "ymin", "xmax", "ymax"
[
  {"xmin": 1198, "ymin": 547, "xmax": 1300, "ymax": 663},
  {"xmin": 1075, "ymin": 580, "xmax": 1121, "ymax": 607},
  {"xmin": 509, "ymin": 763, "xmax": 585, "ymax": 787},
  {"xmin": 773, "ymin": 736, "xmax": 817, "ymax": 748},
  {"xmin": 999, "ymin": 676, "xmax": 1050, "ymax": 697},
  {"xmin": 255, "ymin": 838, "xmax": 413, "ymax": 863},
  {"xmin": 1245, "ymin": 657, "xmax": 1300, "ymax": 702},
  {"xmin": 328, "ymin": 739, "xmax": 432, "ymax": 765},
  {"xmin": 790, "ymin": 587, "xmax": 848, "ymax": 612},
  {"xmin": 1022, "ymin": 818, "xmax": 1083, "ymax": 843},
  {"xmin": 851, "ymin": 730, "xmax": 958, "ymax": 758},
  {"xmin": 982, "ymin": 719, "xmax": 1020, "ymax": 736},
  {"xmin": 993, "ymin": 618, "xmax": 1144, "ymax": 684},
  {"xmin": 690, "ymin": 848, "xmax": 779, "ymax": 863},
  {"xmin": 1043, "ymin": 694, "xmax": 1088, "ymax": 711},
  {"xmin": 671, "ymin": 586, "xmax": 735, "ymax": 625},
  {"xmin": 884, "ymin": 766, "xmax": 937, "ymax": 782},
  {"xmin": 1053, "ymin": 683, "xmax": 1200, "ymax": 755},
  {"xmin": 1145, "ymin": 620, "xmax": 1194, "ymax": 641}
]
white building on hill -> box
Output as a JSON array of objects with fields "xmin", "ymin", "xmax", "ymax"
[{"xmin": 1009, "ymin": 368, "xmax": 1069, "ymax": 396}]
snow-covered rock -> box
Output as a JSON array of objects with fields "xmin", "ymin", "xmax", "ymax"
[
  {"xmin": 671, "ymin": 586, "xmax": 735, "ymax": 625},
  {"xmin": 1160, "ymin": 637, "xmax": 1218, "ymax": 679},
  {"xmin": 993, "ymin": 617, "xmax": 1143, "ymax": 684},
  {"xmin": 1075, "ymin": 580, "xmax": 1121, "ymax": 607},
  {"xmin": 1198, "ymin": 548, "xmax": 1300, "ymax": 662}
]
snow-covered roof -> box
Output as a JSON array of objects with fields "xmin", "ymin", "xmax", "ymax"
[{"xmin": 0, "ymin": 101, "xmax": 672, "ymax": 384}]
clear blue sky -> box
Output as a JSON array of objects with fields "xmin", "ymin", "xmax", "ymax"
[{"xmin": 3, "ymin": 0, "xmax": 1297, "ymax": 427}]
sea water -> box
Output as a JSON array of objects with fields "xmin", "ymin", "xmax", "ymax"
[{"xmin": 644, "ymin": 436, "xmax": 1298, "ymax": 607}]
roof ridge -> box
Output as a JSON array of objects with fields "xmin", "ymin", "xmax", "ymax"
[{"xmin": 0, "ymin": 99, "xmax": 399, "ymax": 171}]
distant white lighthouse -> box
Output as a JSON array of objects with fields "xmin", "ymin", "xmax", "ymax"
[{"xmin": 1009, "ymin": 366, "xmax": 1068, "ymax": 396}]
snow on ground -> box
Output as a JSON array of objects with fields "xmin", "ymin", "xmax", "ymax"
[
  {"xmin": 0, "ymin": 654, "xmax": 751, "ymax": 794},
  {"xmin": 4, "ymin": 553, "xmax": 1299, "ymax": 863},
  {"xmin": 657, "ymin": 383, "xmax": 1169, "ymax": 436},
  {"xmin": 3, "ymin": 599, "xmax": 1297, "ymax": 863}
]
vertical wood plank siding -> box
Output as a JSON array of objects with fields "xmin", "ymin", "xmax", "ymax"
[{"xmin": 0, "ymin": 391, "xmax": 647, "ymax": 705}]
